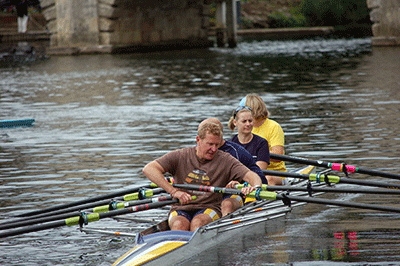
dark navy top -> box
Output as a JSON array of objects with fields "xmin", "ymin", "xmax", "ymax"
[
  {"xmin": 231, "ymin": 134, "xmax": 270, "ymax": 165},
  {"xmin": 17, "ymin": 1, "xmax": 28, "ymax": 17},
  {"xmin": 219, "ymin": 140, "xmax": 267, "ymax": 184}
]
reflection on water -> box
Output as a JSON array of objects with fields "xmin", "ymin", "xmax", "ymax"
[{"xmin": 1, "ymin": 37, "xmax": 400, "ymax": 265}]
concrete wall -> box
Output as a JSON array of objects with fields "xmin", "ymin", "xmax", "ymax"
[
  {"xmin": 367, "ymin": 0, "xmax": 400, "ymax": 46},
  {"xmin": 41, "ymin": 0, "xmax": 212, "ymax": 54}
]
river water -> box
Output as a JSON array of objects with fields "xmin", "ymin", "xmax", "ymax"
[{"xmin": 0, "ymin": 37, "xmax": 399, "ymax": 266}]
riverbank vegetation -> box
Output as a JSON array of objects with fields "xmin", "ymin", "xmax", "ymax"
[{"xmin": 241, "ymin": 0, "xmax": 372, "ymax": 37}]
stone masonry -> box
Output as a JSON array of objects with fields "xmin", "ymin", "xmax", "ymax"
[
  {"xmin": 40, "ymin": 0, "xmax": 212, "ymax": 54},
  {"xmin": 367, "ymin": 0, "xmax": 400, "ymax": 46},
  {"xmin": 38, "ymin": 0, "xmax": 400, "ymax": 54}
]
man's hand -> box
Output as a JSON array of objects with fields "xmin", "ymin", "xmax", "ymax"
[
  {"xmin": 171, "ymin": 190, "xmax": 192, "ymax": 205},
  {"xmin": 240, "ymin": 186, "xmax": 257, "ymax": 195},
  {"xmin": 225, "ymin": 180, "xmax": 239, "ymax": 189}
]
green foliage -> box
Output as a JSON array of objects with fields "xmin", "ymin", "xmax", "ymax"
[
  {"xmin": 268, "ymin": 7, "xmax": 307, "ymax": 28},
  {"xmin": 240, "ymin": 16, "xmax": 255, "ymax": 29},
  {"xmin": 300, "ymin": 0, "xmax": 371, "ymax": 27}
]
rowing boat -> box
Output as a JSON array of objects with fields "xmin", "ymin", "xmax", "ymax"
[
  {"xmin": 112, "ymin": 165, "xmax": 320, "ymax": 266},
  {"xmin": 0, "ymin": 119, "xmax": 35, "ymax": 128}
]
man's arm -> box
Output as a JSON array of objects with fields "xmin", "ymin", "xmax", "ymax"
[
  {"xmin": 142, "ymin": 160, "xmax": 192, "ymax": 204},
  {"xmin": 143, "ymin": 160, "xmax": 175, "ymax": 193},
  {"xmin": 271, "ymin": 145, "xmax": 284, "ymax": 162},
  {"xmin": 242, "ymin": 170, "xmax": 263, "ymax": 187}
]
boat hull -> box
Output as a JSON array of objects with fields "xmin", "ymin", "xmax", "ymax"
[{"xmin": 113, "ymin": 165, "xmax": 316, "ymax": 266}]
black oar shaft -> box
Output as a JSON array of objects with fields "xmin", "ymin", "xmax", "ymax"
[
  {"xmin": 270, "ymin": 153, "xmax": 400, "ymax": 180},
  {"xmin": 339, "ymin": 178, "xmax": 400, "ymax": 189},
  {"xmin": 0, "ymin": 195, "xmax": 173, "ymax": 231},
  {"xmin": 356, "ymin": 167, "xmax": 400, "ymax": 180},
  {"xmin": 174, "ymin": 183, "xmax": 400, "ymax": 214},
  {"xmin": 271, "ymin": 153, "xmax": 329, "ymax": 168},
  {"xmin": 279, "ymin": 194, "xmax": 400, "ymax": 213},
  {"xmin": 263, "ymin": 170, "xmax": 400, "ymax": 189},
  {"xmin": 0, "ymin": 211, "xmax": 82, "ymax": 231},
  {"xmin": 266, "ymin": 185, "xmax": 400, "ymax": 195},
  {"xmin": 17, "ymin": 184, "xmax": 153, "ymax": 218},
  {"xmin": 0, "ymin": 199, "xmax": 178, "ymax": 238},
  {"xmin": 9, "ymin": 187, "xmax": 165, "ymax": 222},
  {"xmin": 0, "ymin": 219, "xmax": 67, "ymax": 238}
]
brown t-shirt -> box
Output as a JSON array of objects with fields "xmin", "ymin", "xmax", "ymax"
[{"xmin": 156, "ymin": 147, "xmax": 250, "ymax": 216}]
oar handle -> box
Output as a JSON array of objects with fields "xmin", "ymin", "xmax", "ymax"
[{"xmin": 173, "ymin": 184, "xmax": 242, "ymax": 195}]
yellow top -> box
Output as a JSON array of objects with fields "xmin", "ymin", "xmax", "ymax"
[{"xmin": 252, "ymin": 118, "xmax": 287, "ymax": 172}]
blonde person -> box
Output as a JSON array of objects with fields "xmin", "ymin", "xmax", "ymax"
[{"xmin": 236, "ymin": 93, "xmax": 287, "ymax": 184}]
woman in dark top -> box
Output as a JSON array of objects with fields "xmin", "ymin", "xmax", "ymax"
[{"xmin": 229, "ymin": 106, "xmax": 283, "ymax": 185}]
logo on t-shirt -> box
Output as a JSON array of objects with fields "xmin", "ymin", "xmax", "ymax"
[{"xmin": 186, "ymin": 169, "xmax": 210, "ymax": 185}]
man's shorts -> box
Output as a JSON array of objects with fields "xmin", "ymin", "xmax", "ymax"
[
  {"xmin": 168, "ymin": 208, "xmax": 220, "ymax": 223},
  {"xmin": 222, "ymin": 194, "xmax": 244, "ymax": 206}
]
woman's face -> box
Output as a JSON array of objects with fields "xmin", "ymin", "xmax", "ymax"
[{"xmin": 235, "ymin": 111, "xmax": 254, "ymax": 134}]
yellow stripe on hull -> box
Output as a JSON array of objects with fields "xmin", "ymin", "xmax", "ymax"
[
  {"xmin": 128, "ymin": 242, "xmax": 186, "ymax": 266},
  {"xmin": 113, "ymin": 241, "xmax": 186, "ymax": 266},
  {"xmin": 112, "ymin": 245, "xmax": 143, "ymax": 266},
  {"xmin": 127, "ymin": 241, "xmax": 185, "ymax": 266}
]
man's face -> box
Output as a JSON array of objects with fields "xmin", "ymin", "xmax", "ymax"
[{"xmin": 196, "ymin": 132, "xmax": 221, "ymax": 161}]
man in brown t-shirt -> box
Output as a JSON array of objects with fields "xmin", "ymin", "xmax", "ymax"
[{"xmin": 143, "ymin": 121, "xmax": 262, "ymax": 232}]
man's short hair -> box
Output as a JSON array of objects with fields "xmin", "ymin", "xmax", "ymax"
[{"xmin": 198, "ymin": 122, "xmax": 222, "ymax": 139}]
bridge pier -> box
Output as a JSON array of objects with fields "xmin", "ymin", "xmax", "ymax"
[
  {"xmin": 214, "ymin": 0, "xmax": 238, "ymax": 48},
  {"xmin": 368, "ymin": 0, "xmax": 400, "ymax": 46}
]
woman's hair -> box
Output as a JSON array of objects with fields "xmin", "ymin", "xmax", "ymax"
[
  {"xmin": 228, "ymin": 106, "xmax": 252, "ymax": 131},
  {"xmin": 243, "ymin": 93, "xmax": 269, "ymax": 120}
]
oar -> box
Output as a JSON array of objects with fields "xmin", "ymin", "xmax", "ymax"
[
  {"xmin": 263, "ymin": 170, "xmax": 400, "ymax": 189},
  {"xmin": 80, "ymin": 227, "xmax": 137, "ymax": 237},
  {"xmin": 236, "ymin": 184, "xmax": 400, "ymax": 195},
  {"xmin": 270, "ymin": 153, "xmax": 400, "ymax": 180},
  {"xmin": 173, "ymin": 184, "xmax": 400, "ymax": 213},
  {"xmin": 0, "ymin": 197, "xmax": 188, "ymax": 238},
  {"xmin": 0, "ymin": 195, "xmax": 173, "ymax": 231},
  {"xmin": 4, "ymin": 187, "xmax": 166, "ymax": 223},
  {"xmin": 16, "ymin": 179, "xmax": 173, "ymax": 218}
]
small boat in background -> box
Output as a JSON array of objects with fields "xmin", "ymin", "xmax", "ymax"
[{"xmin": 0, "ymin": 119, "xmax": 35, "ymax": 128}]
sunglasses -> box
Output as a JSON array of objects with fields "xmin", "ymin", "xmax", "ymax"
[{"xmin": 233, "ymin": 106, "xmax": 252, "ymax": 118}]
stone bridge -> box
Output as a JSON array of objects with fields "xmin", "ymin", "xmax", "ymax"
[{"xmin": 39, "ymin": 0, "xmax": 400, "ymax": 54}]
